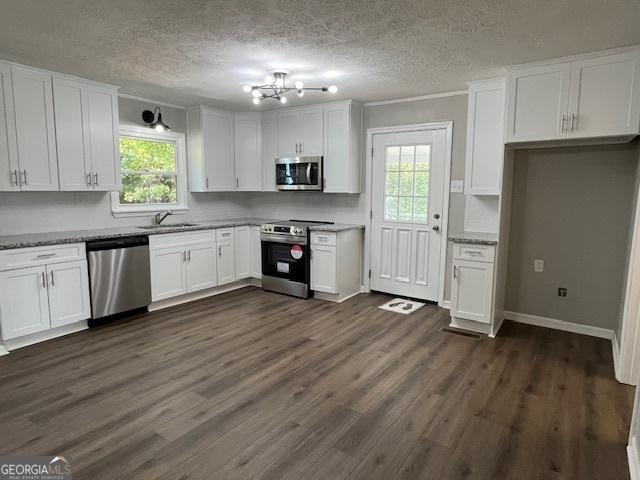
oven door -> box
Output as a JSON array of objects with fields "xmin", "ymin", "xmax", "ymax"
[
  {"xmin": 275, "ymin": 157, "xmax": 322, "ymax": 191},
  {"xmin": 261, "ymin": 234, "xmax": 309, "ymax": 285}
]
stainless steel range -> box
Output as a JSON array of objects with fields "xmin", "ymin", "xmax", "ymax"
[{"xmin": 261, "ymin": 220, "xmax": 333, "ymax": 298}]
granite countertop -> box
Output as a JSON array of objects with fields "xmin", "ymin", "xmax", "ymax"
[
  {"xmin": 0, "ymin": 218, "xmax": 279, "ymax": 250},
  {"xmin": 308, "ymin": 223, "xmax": 365, "ymax": 232},
  {"xmin": 448, "ymin": 232, "xmax": 498, "ymax": 245}
]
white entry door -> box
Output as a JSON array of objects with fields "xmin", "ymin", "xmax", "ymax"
[{"xmin": 370, "ymin": 129, "xmax": 447, "ymax": 301}]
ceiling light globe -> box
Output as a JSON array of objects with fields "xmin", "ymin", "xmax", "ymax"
[
  {"xmin": 297, "ymin": 89, "xmax": 304, "ymax": 97},
  {"xmin": 251, "ymin": 89, "xmax": 262, "ymax": 98},
  {"xmin": 328, "ymin": 85, "xmax": 338, "ymax": 94},
  {"xmin": 295, "ymin": 80, "xmax": 304, "ymax": 90},
  {"xmin": 280, "ymin": 96, "xmax": 287, "ymax": 104},
  {"xmin": 252, "ymin": 97, "xmax": 261, "ymax": 105},
  {"xmin": 154, "ymin": 124, "xmax": 165, "ymax": 132},
  {"xmin": 242, "ymin": 85, "xmax": 252, "ymax": 93}
]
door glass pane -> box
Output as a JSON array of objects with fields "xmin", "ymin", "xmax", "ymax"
[{"xmin": 383, "ymin": 144, "xmax": 430, "ymax": 224}]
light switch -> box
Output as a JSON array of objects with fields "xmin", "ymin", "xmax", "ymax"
[
  {"xmin": 534, "ymin": 259, "xmax": 544, "ymax": 272},
  {"xmin": 450, "ymin": 180, "xmax": 464, "ymax": 193}
]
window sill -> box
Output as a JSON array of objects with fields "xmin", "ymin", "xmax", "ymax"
[{"xmin": 111, "ymin": 206, "xmax": 189, "ymax": 218}]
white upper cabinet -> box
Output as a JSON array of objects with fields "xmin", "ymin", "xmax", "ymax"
[
  {"xmin": 506, "ymin": 49, "xmax": 640, "ymax": 143},
  {"xmin": 261, "ymin": 110, "xmax": 278, "ymax": 191},
  {"xmin": 567, "ymin": 51, "xmax": 640, "ymax": 138},
  {"xmin": 323, "ymin": 100, "xmax": 362, "ymax": 193},
  {"xmin": 0, "ymin": 62, "xmax": 18, "ymax": 191},
  {"xmin": 506, "ymin": 63, "xmax": 571, "ymax": 143},
  {"xmin": 188, "ymin": 106, "xmax": 235, "ymax": 192},
  {"xmin": 11, "ymin": 66, "xmax": 59, "ymax": 190},
  {"xmin": 86, "ymin": 85, "xmax": 120, "ymax": 191},
  {"xmin": 278, "ymin": 105, "xmax": 323, "ymax": 157},
  {"xmin": 465, "ymin": 79, "xmax": 506, "ymax": 195},
  {"xmin": 234, "ymin": 112, "xmax": 262, "ymax": 191},
  {"xmin": 54, "ymin": 78, "xmax": 120, "ymax": 192}
]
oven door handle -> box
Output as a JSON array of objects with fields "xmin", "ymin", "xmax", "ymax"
[
  {"xmin": 306, "ymin": 162, "xmax": 312, "ymax": 185},
  {"xmin": 261, "ymin": 234, "xmax": 308, "ymax": 245}
]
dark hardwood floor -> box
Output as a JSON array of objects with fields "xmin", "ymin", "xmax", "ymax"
[{"xmin": 0, "ymin": 287, "xmax": 634, "ymax": 479}]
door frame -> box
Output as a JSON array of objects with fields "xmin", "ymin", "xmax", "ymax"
[{"xmin": 363, "ymin": 121, "xmax": 453, "ymax": 306}]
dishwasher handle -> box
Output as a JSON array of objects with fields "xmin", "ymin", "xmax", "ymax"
[{"xmin": 86, "ymin": 235, "xmax": 149, "ymax": 252}]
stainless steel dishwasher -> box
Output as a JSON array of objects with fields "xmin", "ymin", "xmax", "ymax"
[{"xmin": 86, "ymin": 236, "xmax": 151, "ymax": 320}]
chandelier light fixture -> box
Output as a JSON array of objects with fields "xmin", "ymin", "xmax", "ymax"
[{"xmin": 242, "ymin": 70, "xmax": 337, "ymax": 105}]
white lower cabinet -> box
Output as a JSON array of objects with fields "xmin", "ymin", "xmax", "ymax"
[
  {"xmin": 250, "ymin": 226, "xmax": 262, "ymax": 278},
  {"xmin": 0, "ymin": 244, "xmax": 90, "ymax": 342},
  {"xmin": 310, "ymin": 229, "xmax": 363, "ymax": 302},
  {"xmin": 234, "ymin": 226, "xmax": 252, "ymax": 280},
  {"xmin": 150, "ymin": 246, "xmax": 189, "ymax": 301},
  {"xmin": 186, "ymin": 243, "xmax": 217, "ymax": 293},
  {"xmin": 450, "ymin": 243, "xmax": 496, "ymax": 327},
  {"xmin": 217, "ymin": 228, "xmax": 236, "ymax": 286}
]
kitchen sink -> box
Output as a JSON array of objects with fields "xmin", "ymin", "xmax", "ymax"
[{"xmin": 139, "ymin": 223, "xmax": 200, "ymax": 229}]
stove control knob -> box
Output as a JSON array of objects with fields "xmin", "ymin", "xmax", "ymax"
[{"xmin": 294, "ymin": 227, "xmax": 303, "ymax": 235}]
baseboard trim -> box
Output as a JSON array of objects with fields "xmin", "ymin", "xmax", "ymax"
[
  {"xmin": 440, "ymin": 300, "xmax": 451, "ymax": 310},
  {"xmin": 613, "ymin": 334, "xmax": 622, "ymax": 381},
  {"xmin": 0, "ymin": 344, "xmax": 9, "ymax": 356},
  {"xmin": 628, "ymin": 436, "xmax": 640, "ymax": 480},
  {"xmin": 504, "ymin": 311, "xmax": 615, "ymax": 339},
  {"xmin": 3, "ymin": 321, "xmax": 89, "ymax": 352}
]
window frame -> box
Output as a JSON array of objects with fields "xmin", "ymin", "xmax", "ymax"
[{"xmin": 111, "ymin": 125, "xmax": 188, "ymax": 217}]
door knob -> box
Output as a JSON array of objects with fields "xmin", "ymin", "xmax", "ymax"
[
  {"xmin": 432, "ymin": 226, "xmax": 440, "ymax": 232},
  {"xmin": 434, "ymin": 213, "xmax": 440, "ymax": 219}
]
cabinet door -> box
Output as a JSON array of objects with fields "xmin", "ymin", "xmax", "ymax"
[
  {"xmin": 150, "ymin": 246, "xmax": 187, "ymax": 301},
  {"xmin": 217, "ymin": 239, "xmax": 236, "ymax": 285},
  {"xmin": 568, "ymin": 52, "xmax": 640, "ymax": 138},
  {"xmin": 234, "ymin": 112, "xmax": 262, "ymax": 191},
  {"xmin": 450, "ymin": 259, "xmax": 494, "ymax": 324},
  {"xmin": 234, "ymin": 226, "xmax": 252, "ymax": 279},
  {"xmin": 11, "ymin": 66, "xmax": 58, "ymax": 190},
  {"xmin": 505, "ymin": 63, "xmax": 571, "ymax": 143},
  {"xmin": 323, "ymin": 102, "xmax": 350, "ymax": 193},
  {"xmin": 261, "ymin": 111, "xmax": 278, "ymax": 191},
  {"xmin": 202, "ymin": 108, "xmax": 235, "ymax": 191},
  {"xmin": 465, "ymin": 80, "xmax": 506, "ymax": 195},
  {"xmin": 47, "ymin": 260, "xmax": 90, "ymax": 328},
  {"xmin": 186, "ymin": 242, "xmax": 218, "ymax": 293},
  {"xmin": 0, "ymin": 266, "xmax": 50, "ymax": 340},
  {"xmin": 87, "ymin": 86, "xmax": 120, "ymax": 191},
  {"xmin": 278, "ymin": 108, "xmax": 301, "ymax": 157},
  {"xmin": 250, "ymin": 226, "xmax": 262, "ymax": 278},
  {"xmin": 300, "ymin": 105, "xmax": 323, "ymax": 156},
  {"xmin": 53, "ymin": 77, "xmax": 91, "ymax": 191},
  {"xmin": 311, "ymin": 244, "xmax": 337, "ymax": 294},
  {"xmin": 0, "ymin": 63, "xmax": 18, "ymax": 191}
]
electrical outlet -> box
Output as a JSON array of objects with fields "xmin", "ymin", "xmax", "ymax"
[
  {"xmin": 558, "ymin": 287, "xmax": 567, "ymax": 297},
  {"xmin": 534, "ymin": 259, "xmax": 544, "ymax": 272}
]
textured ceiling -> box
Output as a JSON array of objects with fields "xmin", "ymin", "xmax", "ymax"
[{"xmin": 0, "ymin": 0, "xmax": 639, "ymax": 110}]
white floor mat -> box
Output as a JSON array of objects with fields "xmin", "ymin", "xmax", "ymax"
[{"xmin": 378, "ymin": 298, "xmax": 425, "ymax": 315}]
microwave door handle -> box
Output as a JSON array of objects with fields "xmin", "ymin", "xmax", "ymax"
[{"xmin": 306, "ymin": 163, "xmax": 312, "ymax": 184}]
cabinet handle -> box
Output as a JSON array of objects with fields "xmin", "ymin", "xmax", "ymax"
[
  {"xmin": 41, "ymin": 271, "xmax": 46, "ymax": 288},
  {"xmin": 453, "ymin": 265, "xmax": 457, "ymax": 279},
  {"xmin": 86, "ymin": 172, "xmax": 92, "ymax": 187},
  {"xmin": 93, "ymin": 173, "xmax": 98, "ymax": 186},
  {"xmin": 10, "ymin": 170, "xmax": 18, "ymax": 186},
  {"xmin": 218, "ymin": 246, "xmax": 222, "ymax": 257},
  {"xmin": 206, "ymin": 177, "xmax": 209, "ymax": 189},
  {"xmin": 236, "ymin": 178, "xmax": 239, "ymax": 188},
  {"xmin": 300, "ymin": 142, "xmax": 303, "ymax": 154},
  {"xmin": 560, "ymin": 114, "xmax": 567, "ymax": 132},
  {"xmin": 21, "ymin": 169, "xmax": 27, "ymax": 185},
  {"xmin": 570, "ymin": 113, "xmax": 577, "ymax": 131},
  {"xmin": 35, "ymin": 253, "xmax": 56, "ymax": 259},
  {"xmin": 187, "ymin": 250, "xmax": 191, "ymax": 261},
  {"xmin": 50, "ymin": 270, "xmax": 55, "ymax": 287},
  {"xmin": 183, "ymin": 251, "xmax": 186, "ymax": 262}
]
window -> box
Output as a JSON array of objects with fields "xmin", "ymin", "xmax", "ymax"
[
  {"xmin": 111, "ymin": 126, "xmax": 187, "ymax": 216},
  {"xmin": 384, "ymin": 144, "xmax": 430, "ymax": 223}
]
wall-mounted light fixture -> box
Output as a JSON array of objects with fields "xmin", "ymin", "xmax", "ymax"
[{"xmin": 142, "ymin": 106, "xmax": 171, "ymax": 132}]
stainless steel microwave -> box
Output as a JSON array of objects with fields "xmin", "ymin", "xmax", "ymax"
[{"xmin": 275, "ymin": 156, "xmax": 323, "ymax": 191}]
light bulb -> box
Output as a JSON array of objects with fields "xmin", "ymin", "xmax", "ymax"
[
  {"xmin": 252, "ymin": 97, "xmax": 261, "ymax": 105},
  {"xmin": 280, "ymin": 96, "xmax": 287, "ymax": 104},
  {"xmin": 328, "ymin": 85, "xmax": 338, "ymax": 94},
  {"xmin": 275, "ymin": 77, "xmax": 284, "ymax": 88},
  {"xmin": 264, "ymin": 75, "xmax": 274, "ymax": 85},
  {"xmin": 154, "ymin": 124, "xmax": 165, "ymax": 132},
  {"xmin": 251, "ymin": 89, "xmax": 262, "ymax": 98},
  {"xmin": 295, "ymin": 80, "xmax": 304, "ymax": 90},
  {"xmin": 242, "ymin": 85, "xmax": 252, "ymax": 93},
  {"xmin": 297, "ymin": 89, "xmax": 304, "ymax": 97}
]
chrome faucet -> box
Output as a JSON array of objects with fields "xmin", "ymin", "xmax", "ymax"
[{"xmin": 155, "ymin": 210, "xmax": 173, "ymax": 225}]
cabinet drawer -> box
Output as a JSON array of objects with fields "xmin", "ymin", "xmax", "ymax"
[
  {"xmin": 149, "ymin": 230, "xmax": 215, "ymax": 250},
  {"xmin": 311, "ymin": 232, "xmax": 337, "ymax": 246},
  {"xmin": 0, "ymin": 243, "xmax": 86, "ymax": 271},
  {"xmin": 453, "ymin": 243, "xmax": 495, "ymax": 263},
  {"xmin": 216, "ymin": 228, "xmax": 234, "ymax": 241}
]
